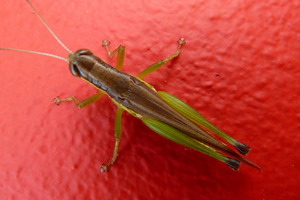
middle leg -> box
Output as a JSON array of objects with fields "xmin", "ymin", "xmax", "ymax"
[{"xmin": 137, "ymin": 38, "xmax": 186, "ymax": 79}]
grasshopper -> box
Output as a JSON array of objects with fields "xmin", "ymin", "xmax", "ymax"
[{"xmin": 0, "ymin": 0, "xmax": 260, "ymax": 172}]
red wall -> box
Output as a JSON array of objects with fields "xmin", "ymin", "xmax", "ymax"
[{"xmin": 0, "ymin": 0, "xmax": 299, "ymax": 199}]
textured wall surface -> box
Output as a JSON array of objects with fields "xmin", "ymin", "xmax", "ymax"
[{"xmin": 0, "ymin": 0, "xmax": 299, "ymax": 199}]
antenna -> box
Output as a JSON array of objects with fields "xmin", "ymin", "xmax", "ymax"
[
  {"xmin": 0, "ymin": 48, "xmax": 68, "ymax": 62},
  {"xmin": 0, "ymin": 1, "xmax": 72, "ymax": 61},
  {"xmin": 26, "ymin": 0, "xmax": 72, "ymax": 53}
]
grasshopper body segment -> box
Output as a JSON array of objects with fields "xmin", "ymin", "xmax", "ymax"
[{"xmin": 66, "ymin": 46, "xmax": 260, "ymax": 171}]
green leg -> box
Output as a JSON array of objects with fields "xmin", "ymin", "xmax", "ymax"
[
  {"xmin": 101, "ymin": 108, "xmax": 124, "ymax": 172},
  {"xmin": 53, "ymin": 91, "xmax": 104, "ymax": 108},
  {"xmin": 157, "ymin": 91, "xmax": 251, "ymax": 155},
  {"xmin": 102, "ymin": 40, "xmax": 125, "ymax": 71},
  {"xmin": 137, "ymin": 38, "xmax": 186, "ymax": 80},
  {"xmin": 141, "ymin": 117, "xmax": 240, "ymax": 170}
]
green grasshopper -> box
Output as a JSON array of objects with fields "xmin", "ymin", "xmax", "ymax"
[{"xmin": 0, "ymin": 0, "xmax": 260, "ymax": 172}]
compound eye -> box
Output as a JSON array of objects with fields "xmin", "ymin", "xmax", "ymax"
[
  {"xmin": 77, "ymin": 49, "xmax": 93, "ymax": 56},
  {"xmin": 69, "ymin": 63, "xmax": 81, "ymax": 77}
]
